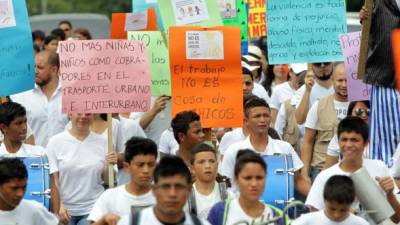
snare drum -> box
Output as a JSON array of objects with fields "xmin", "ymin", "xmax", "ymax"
[
  {"xmin": 21, "ymin": 156, "xmax": 50, "ymax": 209},
  {"xmin": 260, "ymin": 154, "xmax": 295, "ymax": 210}
]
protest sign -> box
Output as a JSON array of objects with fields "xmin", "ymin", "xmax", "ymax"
[
  {"xmin": 58, "ymin": 40, "xmax": 151, "ymax": 113},
  {"xmin": 158, "ymin": 0, "xmax": 223, "ymax": 30},
  {"xmin": 169, "ymin": 26, "xmax": 243, "ymax": 128},
  {"xmin": 267, "ymin": 0, "xmax": 347, "ymax": 64},
  {"xmin": 339, "ymin": 32, "xmax": 371, "ymax": 101},
  {"xmin": 248, "ymin": 0, "xmax": 266, "ymax": 38},
  {"xmin": 220, "ymin": 0, "xmax": 248, "ymax": 53},
  {"xmin": 133, "ymin": 0, "xmax": 164, "ymax": 31},
  {"xmin": 393, "ymin": 30, "xmax": 400, "ymax": 93},
  {"xmin": 0, "ymin": 0, "xmax": 34, "ymax": 96},
  {"xmin": 111, "ymin": 8, "xmax": 158, "ymax": 39},
  {"xmin": 128, "ymin": 31, "xmax": 171, "ymax": 96}
]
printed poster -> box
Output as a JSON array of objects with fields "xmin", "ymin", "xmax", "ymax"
[
  {"xmin": 219, "ymin": 0, "xmax": 237, "ymax": 19},
  {"xmin": 125, "ymin": 11, "xmax": 148, "ymax": 31},
  {"xmin": 172, "ymin": 0, "xmax": 209, "ymax": 25},
  {"xmin": 186, "ymin": 31, "xmax": 224, "ymax": 60},
  {"xmin": 0, "ymin": 0, "xmax": 16, "ymax": 29}
]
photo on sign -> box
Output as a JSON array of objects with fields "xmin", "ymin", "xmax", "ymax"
[
  {"xmin": 186, "ymin": 31, "xmax": 224, "ymax": 60},
  {"xmin": 218, "ymin": 0, "xmax": 237, "ymax": 19},
  {"xmin": 172, "ymin": 0, "xmax": 209, "ymax": 25},
  {"xmin": 0, "ymin": 0, "xmax": 16, "ymax": 29},
  {"xmin": 125, "ymin": 11, "xmax": 148, "ymax": 31}
]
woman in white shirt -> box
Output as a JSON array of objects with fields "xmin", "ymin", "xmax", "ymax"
[
  {"xmin": 47, "ymin": 113, "xmax": 117, "ymax": 225},
  {"xmin": 208, "ymin": 150, "xmax": 285, "ymax": 225}
]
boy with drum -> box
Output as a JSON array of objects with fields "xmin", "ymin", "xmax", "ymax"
[{"xmin": 0, "ymin": 158, "xmax": 58, "ymax": 224}]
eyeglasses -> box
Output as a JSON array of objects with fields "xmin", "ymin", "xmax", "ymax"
[
  {"xmin": 353, "ymin": 108, "xmax": 369, "ymax": 117},
  {"xmin": 313, "ymin": 62, "xmax": 332, "ymax": 67}
]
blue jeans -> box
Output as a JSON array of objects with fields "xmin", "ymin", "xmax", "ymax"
[{"xmin": 68, "ymin": 215, "xmax": 89, "ymax": 225}]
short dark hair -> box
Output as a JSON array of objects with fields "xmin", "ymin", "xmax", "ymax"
[
  {"xmin": 337, "ymin": 116, "xmax": 368, "ymax": 141},
  {"xmin": 0, "ymin": 102, "xmax": 26, "ymax": 127},
  {"xmin": 0, "ymin": 158, "xmax": 28, "ymax": 185},
  {"xmin": 44, "ymin": 34, "xmax": 59, "ymax": 45},
  {"xmin": 234, "ymin": 149, "xmax": 266, "ymax": 177},
  {"xmin": 323, "ymin": 175, "xmax": 355, "ymax": 204},
  {"xmin": 242, "ymin": 67, "xmax": 254, "ymax": 80},
  {"xmin": 244, "ymin": 96, "xmax": 269, "ymax": 117},
  {"xmin": 190, "ymin": 143, "xmax": 217, "ymax": 164},
  {"xmin": 50, "ymin": 28, "xmax": 66, "ymax": 41},
  {"xmin": 124, "ymin": 137, "xmax": 158, "ymax": 162},
  {"xmin": 32, "ymin": 30, "xmax": 45, "ymax": 41},
  {"xmin": 153, "ymin": 155, "xmax": 192, "ymax": 184},
  {"xmin": 347, "ymin": 101, "xmax": 370, "ymax": 116},
  {"xmin": 58, "ymin": 20, "xmax": 73, "ymax": 28},
  {"xmin": 171, "ymin": 111, "xmax": 200, "ymax": 144}
]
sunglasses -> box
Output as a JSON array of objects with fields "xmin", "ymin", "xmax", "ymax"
[
  {"xmin": 313, "ymin": 62, "xmax": 332, "ymax": 67},
  {"xmin": 353, "ymin": 108, "xmax": 370, "ymax": 117}
]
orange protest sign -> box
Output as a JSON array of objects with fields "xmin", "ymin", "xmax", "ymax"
[
  {"xmin": 393, "ymin": 29, "xmax": 400, "ymax": 92},
  {"xmin": 248, "ymin": 0, "xmax": 266, "ymax": 38},
  {"xmin": 169, "ymin": 26, "xmax": 243, "ymax": 128},
  {"xmin": 111, "ymin": 8, "xmax": 158, "ymax": 39}
]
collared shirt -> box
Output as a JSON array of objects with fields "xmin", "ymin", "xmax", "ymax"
[{"xmin": 11, "ymin": 82, "xmax": 69, "ymax": 147}]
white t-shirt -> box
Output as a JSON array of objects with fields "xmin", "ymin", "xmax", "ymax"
[
  {"xmin": 46, "ymin": 130, "xmax": 106, "ymax": 216},
  {"xmin": 0, "ymin": 143, "xmax": 45, "ymax": 157},
  {"xmin": 117, "ymin": 206, "xmax": 211, "ymax": 225},
  {"xmin": 305, "ymin": 159, "xmax": 394, "ymax": 210},
  {"xmin": 130, "ymin": 97, "xmax": 172, "ymax": 145},
  {"xmin": 220, "ymin": 136, "xmax": 303, "ymax": 180},
  {"xmin": 218, "ymin": 128, "xmax": 246, "ymax": 155},
  {"xmin": 291, "ymin": 83, "xmax": 334, "ymax": 110},
  {"xmin": 389, "ymin": 144, "xmax": 400, "ymax": 178},
  {"xmin": 158, "ymin": 128, "xmax": 179, "ymax": 155},
  {"xmin": 326, "ymin": 135, "xmax": 369, "ymax": 159},
  {"xmin": 293, "ymin": 210, "xmax": 369, "ymax": 225},
  {"xmin": 191, "ymin": 182, "xmax": 230, "ymax": 220},
  {"xmin": 0, "ymin": 199, "xmax": 58, "ymax": 225},
  {"xmin": 224, "ymin": 198, "xmax": 275, "ymax": 225},
  {"xmin": 11, "ymin": 83, "xmax": 69, "ymax": 147},
  {"xmin": 253, "ymin": 83, "xmax": 271, "ymax": 104},
  {"xmin": 269, "ymin": 82, "xmax": 296, "ymax": 110},
  {"xmin": 88, "ymin": 185, "xmax": 155, "ymax": 222},
  {"xmin": 304, "ymin": 100, "xmax": 349, "ymax": 130}
]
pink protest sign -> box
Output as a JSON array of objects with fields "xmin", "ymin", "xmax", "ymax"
[
  {"xmin": 339, "ymin": 32, "xmax": 371, "ymax": 102},
  {"xmin": 58, "ymin": 40, "xmax": 151, "ymax": 113}
]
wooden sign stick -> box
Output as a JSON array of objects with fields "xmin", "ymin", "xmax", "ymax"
[
  {"xmin": 357, "ymin": 0, "xmax": 373, "ymax": 80},
  {"xmin": 107, "ymin": 113, "xmax": 115, "ymax": 188}
]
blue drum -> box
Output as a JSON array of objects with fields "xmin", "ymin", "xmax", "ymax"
[
  {"xmin": 260, "ymin": 154, "xmax": 295, "ymax": 210},
  {"xmin": 21, "ymin": 156, "xmax": 50, "ymax": 209}
]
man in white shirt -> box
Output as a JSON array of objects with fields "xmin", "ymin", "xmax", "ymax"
[
  {"xmin": 220, "ymin": 96, "xmax": 310, "ymax": 196},
  {"xmin": 293, "ymin": 62, "xmax": 335, "ymax": 125},
  {"xmin": 301, "ymin": 63, "xmax": 349, "ymax": 182},
  {"xmin": 88, "ymin": 137, "xmax": 157, "ymax": 225},
  {"xmin": 0, "ymin": 158, "xmax": 58, "ymax": 225},
  {"xmin": 305, "ymin": 117, "xmax": 400, "ymax": 224},
  {"xmin": 11, "ymin": 50, "xmax": 69, "ymax": 147},
  {"xmin": 0, "ymin": 102, "xmax": 45, "ymax": 157},
  {"xmin": 118, "ymin": 156, "xmax": 210, "ymax": 225}
]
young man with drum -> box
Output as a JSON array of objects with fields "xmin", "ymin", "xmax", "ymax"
[
  {"xmin": 0, "ymin": 158, "xmax": 58, "ymax": 225},
  {"xmin": 220, "ymin": 96, "xmax": 310, "ymax": 196}
]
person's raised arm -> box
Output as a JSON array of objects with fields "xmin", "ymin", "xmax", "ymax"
[{"xmin": 139, "ymin": 95, "xmax": 169, "ymax": 129}]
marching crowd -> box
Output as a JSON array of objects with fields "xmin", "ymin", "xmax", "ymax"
[{"xmin": 1, "ymin": 1, "xmax": 400, "ymax": 225}]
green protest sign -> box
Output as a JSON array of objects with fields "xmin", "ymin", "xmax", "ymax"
[{"xmin": 128, "ymin": 31, "xmax": 171, "ymax": 96}]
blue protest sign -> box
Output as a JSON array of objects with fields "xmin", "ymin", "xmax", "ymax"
[
  {"xmin": 0, "ymin": 0, "xmax": 34, "ymax": 96},
  {"xmin": 133, "ymin": 0, "xmax": 164, "ymax": 31},
  {"xmin": 267, "ymin": 0, "xmax": 347, "ymax": 64}
]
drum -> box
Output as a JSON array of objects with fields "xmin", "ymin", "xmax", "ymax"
[
  {"xmin": 260, "ymin": 154, "xmax": 295, "ymax": 210},
  {"xmin": 21, "ymin": 156, "xmax": 50, "ymax": 209}
]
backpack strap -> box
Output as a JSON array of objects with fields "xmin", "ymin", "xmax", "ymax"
[
  {"xmin": 188, "ymin": 188, "xmax": 198, "ymax": 215},
  {"xmin": 218, "ymin": 182, "xmax": 228, "ymax": 201},
  {"xmin": 190, "ymin": 214, "xmax": 203, "ymax": 225}
]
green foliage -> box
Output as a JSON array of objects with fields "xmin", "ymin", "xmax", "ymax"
[{"xmin": 27, "ymin": 0, "xmax": 132, "ymax": 17}]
